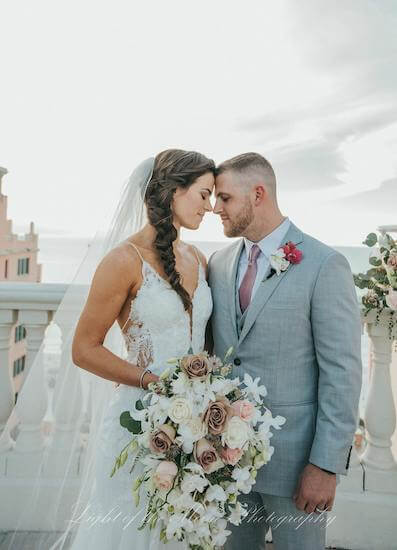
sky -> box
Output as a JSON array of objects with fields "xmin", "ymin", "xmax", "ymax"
[{"xmin": 1, "ymin": 0, "xmax": 396, "ymax": 246}]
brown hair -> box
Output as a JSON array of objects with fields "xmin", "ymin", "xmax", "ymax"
[
  {"xmin": 145, "ymin": 149, "xmax": 215, "ymax": 313},
  {"xmin": 216, "ymin": 152, "xmax": 277, "ymax": 199}
]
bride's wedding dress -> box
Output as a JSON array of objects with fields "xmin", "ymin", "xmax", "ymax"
[{"xmin": 68, "ymin": 242, "xmax": 213, "ymax": 550}]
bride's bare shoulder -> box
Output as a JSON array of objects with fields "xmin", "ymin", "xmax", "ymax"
[{"xmin": 96, "ymin": 240, "xmax": 143, "ymax": 281}]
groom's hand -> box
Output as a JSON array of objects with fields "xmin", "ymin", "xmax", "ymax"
[{"xmin": 292, "ymin": 463, "xmax": 336, "ymax": 514}]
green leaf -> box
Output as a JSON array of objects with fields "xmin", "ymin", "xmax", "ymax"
[
  {"xmin": 363, "ymin": 233, "xmax": 378, "ymax": 247},
  {"xmin": 136, "ymin": 399, "xmax": 144, "ymax": 411},
  {"xmin": 120, "ymin": 411, "xmax": 142, "ymax": 434},
  {"xmin": 119, "ymin": 449, "xmax": 128, "ymax": 467},
  {"xmin": 369, "ymin": 257, "xmax": 382, "ymax": 267}
]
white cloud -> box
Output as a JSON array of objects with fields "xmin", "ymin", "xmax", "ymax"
[{"xmin": 0, "ymin": 0, "xmax": 395, "ymax": 244}]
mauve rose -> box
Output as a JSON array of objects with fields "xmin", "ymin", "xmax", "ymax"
[
  {"xmin": 230, "ymin": 399, "xmax": 254, "ymax": 422},
  {"xmin": 386, "ymin": 289, "xmax": 397, "ymax": 311},
  {"xmin": 153, "ymin": 460, "xmax": 178, "ymax": 490},
  {"xmin": 149, "ymin": 423, "xmax": 176, "ymax": 454},
  {"xmin": 193, "ymin": 438, "xmax": 224, "ymax": 473},
  {"xmin": 387, "ymin": 253, "xmax": 397, "ymax": 268},
  {"xmin": 220, "ymin": 445, "xmax": 244, "ymax": 465},
  {"xmin": 203, "ymin": 396, "xmax": 232, "ymax": 435},
  {"xmin": 180, "ymin": 353, "xmax": 211, "ymax": 379}
]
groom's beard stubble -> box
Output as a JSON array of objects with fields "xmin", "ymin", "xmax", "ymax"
[{"xmin": 224, "ymin": 197, "xmax": 254, "ymax": 238}]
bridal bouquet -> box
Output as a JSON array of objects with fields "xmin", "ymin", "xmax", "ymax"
[{"xmin": 111, "ymin": 348, "xmax": 286, "ymax": 549}]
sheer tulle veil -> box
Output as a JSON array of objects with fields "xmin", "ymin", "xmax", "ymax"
[{"xmin": 0, "ymin": 157, "xmax": 155, "ymax": 549}]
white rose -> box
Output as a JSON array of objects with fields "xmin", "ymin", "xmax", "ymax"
[
  {"xmin": 222, "ymin": 416, "xmax": 249, "ymax": 449},
  {"xmin": 168, "ymin": 397, "xmax": 192, "ymax": 424},
  {"xmin": 185, "ymin": 417, "xmax": 208, "ymax": 440}
]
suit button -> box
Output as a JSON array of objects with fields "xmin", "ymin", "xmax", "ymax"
[{"xmin": 234, "ymin": 358, "xmax": 241, "ymax": 366}]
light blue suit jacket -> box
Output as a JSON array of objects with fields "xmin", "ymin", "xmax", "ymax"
[{"xmin": 208, "ymin": 222, "xmax": 362, "ymax": 498}]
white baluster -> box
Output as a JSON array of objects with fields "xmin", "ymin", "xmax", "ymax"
[
  {"xmin": 0, "ymin": 310, "xmax": 17, "ymax": 453},
  {"xmin": 19, "ymin": 310, "xmax": 51, "ymax": 377},
  {"xmin": 44, "ymin": 318, "xmax": 83, "ymax": 477},
  {"xmin": 12, "ymin": 311, "xmax": 50, "ymax": 462},
  {"xmin": 361, "ymin": 312, "xmax": 397, "ymax": 493}
]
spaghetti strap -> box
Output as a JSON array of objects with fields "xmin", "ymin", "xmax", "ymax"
[
  {"xmin": 191, "ymin": 244, "xmax": 201, "ymax": 265},
  {"xmin": 121, "ymin": 242, "xmax": 144, "ymax": 334},
  {"xmin": 125, "ymin": 241, "xmax": 144, "ymax": 262},
  {"xmin": 121, "ymin": 316, "xmax": 130, "ymax": 333}
]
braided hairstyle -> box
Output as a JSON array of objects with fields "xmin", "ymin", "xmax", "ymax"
[{"xmin": 144, "ymin": 149, "xmax": 215, "ymax": 314}]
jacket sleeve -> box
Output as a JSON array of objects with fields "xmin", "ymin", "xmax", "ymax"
[{"xmin": 309, "ymin": 251, "xmax": 362, "ymax": 474}]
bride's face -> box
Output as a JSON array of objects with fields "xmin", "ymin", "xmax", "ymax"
[{"xmin": 172, "ymin": 172, "xmax": 214, "ymax": 230}]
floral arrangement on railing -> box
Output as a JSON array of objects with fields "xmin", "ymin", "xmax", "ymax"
[{"xmin": 354, "ymin": 231, "xmax": 397, "ymax": 339}]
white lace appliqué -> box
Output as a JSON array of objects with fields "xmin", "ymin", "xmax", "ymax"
[{"xmin": 123, "ymin": 317, "xmax": 154, "ymax": 369}]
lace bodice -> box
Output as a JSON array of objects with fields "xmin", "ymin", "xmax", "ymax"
[{"xmin": 120, "ymin": 243, "xmax": 213, "ymax": 375}]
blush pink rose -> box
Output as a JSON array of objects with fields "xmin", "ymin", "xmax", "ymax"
[
  {"xmin": 220, "ymin": 445, "xmax": 244, "ymax": 465},
  {"xmin": 153, "ymin": 460, "xmax": 178, "ymax": 490},
  {"xmin": 230, "ymin": 399, "xmax": 255, "ymax": 422}
]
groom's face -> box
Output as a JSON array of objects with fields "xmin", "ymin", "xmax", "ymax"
[{"xmin": 214, "ymin": 171, "xmax": 254, "ymax": 238}]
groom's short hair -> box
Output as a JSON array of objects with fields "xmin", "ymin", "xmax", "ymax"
[{"xmin": 216, "ymin": 152, "xmax": 277, "ymax": 199}]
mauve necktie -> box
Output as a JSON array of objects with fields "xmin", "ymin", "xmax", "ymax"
[{"xmin": 239, "ymin": 244, "xmax": 261, "ymax": 313}]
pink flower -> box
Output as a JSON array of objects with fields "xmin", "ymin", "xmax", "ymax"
[
  {"xmin": 386, "ymin": 289, "xmax": 397, "ymax": 311},
  {"xmin": 282, "ymin": 242, "xmax": 303, "ymax": 264},
  {"xmin": 230, "ymin": 399, "xmax": 255, "ymax": 422},
  {"xmin": 149, "ymin": 423, "xmax": 176, "ymax": 454},
  {"xmin": 282, "ymin": 241, "xmax": 296, "ymax": 255},
  {"xmin": 180, "ymin": 353, "xmax": 212, "ymax": 379},
  {"xmin": 387, "ymin": 253, "xmax": 397, "ymax": 268},
  {"xmin": 153, "ymin": 460, "xmax": 178, "ymax": 490},
  {"xmin": 220, "ymin": 445, "xmax": 244, "ymax": 465},
  {"xmin": 203, "ymin": 396, "xmax": 233, "ymax": 435},
  {"xmin": 193, "ymin": 438, "xmax": 224, "ymax": 473}
]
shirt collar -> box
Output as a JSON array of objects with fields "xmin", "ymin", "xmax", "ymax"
[{"xmin": 243, "ymin": 217, "xmax": 291, "ymax": 260}]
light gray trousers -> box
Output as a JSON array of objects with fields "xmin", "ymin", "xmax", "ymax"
[{"xmin": 224, "ymin": 490, "xmax": 328, "ymax": 550}]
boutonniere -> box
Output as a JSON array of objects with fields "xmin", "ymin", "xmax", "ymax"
[{"xmin": 266, "ymin": 241, "xmax": 303, "ymax": 279}]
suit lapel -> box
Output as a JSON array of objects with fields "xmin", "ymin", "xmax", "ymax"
[
  {"xmin": 226, "ymin": 238, "xmax": 244, "ymax": 341},
  {"xmin": 238, "ymin": 222, "xmax": 304, "ymax": 345}
]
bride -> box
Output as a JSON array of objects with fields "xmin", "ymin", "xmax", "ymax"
[{"xmin": 64, "ymin": 149, "xmax": 215, "ymax": 549}]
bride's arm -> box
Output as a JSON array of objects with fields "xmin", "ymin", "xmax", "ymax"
[{"xmin": 71, "ymin": 247, "xmax": 159, "ymax": 389}]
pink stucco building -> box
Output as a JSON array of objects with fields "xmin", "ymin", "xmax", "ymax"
[{"xmin": 0, "ymin": 167, "xmax": 42, "ymax": 399}]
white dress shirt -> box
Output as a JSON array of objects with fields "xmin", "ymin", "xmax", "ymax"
[{"xmin": 237, "ymin": 217, "xmax": 291, "ymax": 303}]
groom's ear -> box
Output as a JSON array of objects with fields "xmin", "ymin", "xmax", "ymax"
[{"xmin": 254, "ymin": 184, "xmax": 267, "ymax": 203}]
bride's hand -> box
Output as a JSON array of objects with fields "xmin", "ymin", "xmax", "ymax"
[{"xmin": 141, "ymin": 370, "xmax": 160, "ymax": 390}]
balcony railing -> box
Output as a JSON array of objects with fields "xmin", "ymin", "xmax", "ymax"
[{"xmin": 0, "ymin": 282, "xmax": 396, "ymax": 549}]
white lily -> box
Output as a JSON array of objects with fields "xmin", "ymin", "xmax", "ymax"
[
  {"xmin": 243, "ymin": 373, "xmax": 267, "ymax": 403},
  {"xmin": 205, "ymin": 484, "xmax": 227, "ymax": 502},
  {"xmin": 181, "ymin": 473, "xmax": 208, "ymax": 494},
  {"xmin": 259, "ymin": 408, "xmax": 286, "ymax": 432},
  {"xmin": 228, "ymin": 501, "xmax": 247, "ymax": 525},
  {"xmin": 269, "ymin": 249, "xmax": 289, "ymax": 275}
]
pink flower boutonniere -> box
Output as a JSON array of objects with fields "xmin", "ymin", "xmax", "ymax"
[{"xmin": 267, "ymin": 241, "xmax": 303, "ymax": 279}]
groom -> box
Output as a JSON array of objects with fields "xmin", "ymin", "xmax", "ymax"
[{"xmin": 208, "ymin": 153, "xmax": 362, "ymax": 549}]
